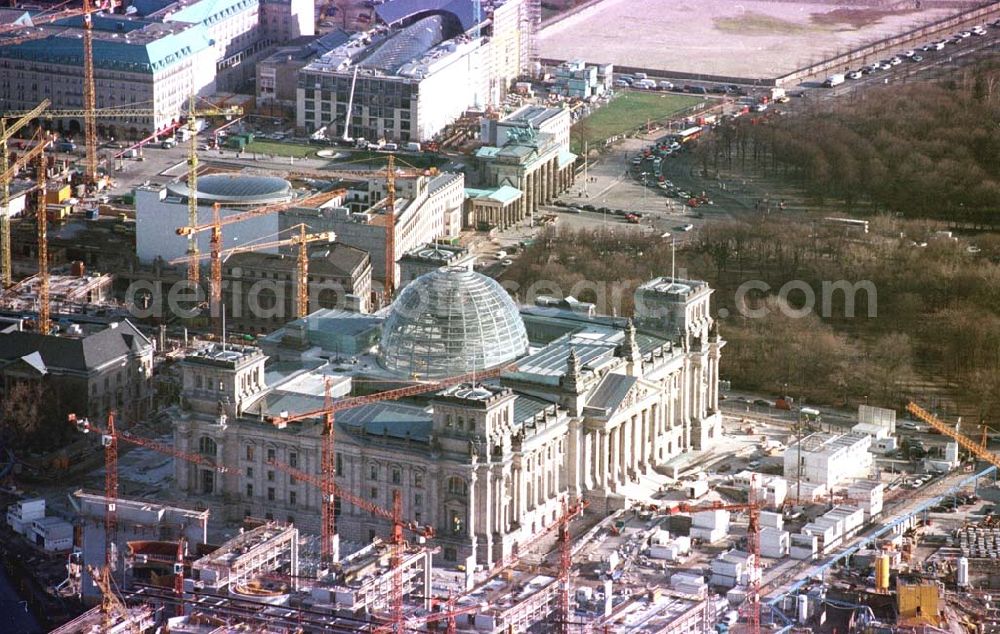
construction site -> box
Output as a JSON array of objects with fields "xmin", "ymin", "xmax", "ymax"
[{"xmin": 1, "ymin": 1, "xmax": 1000, "ymax": 633}]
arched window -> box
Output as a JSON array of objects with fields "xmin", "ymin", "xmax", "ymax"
[
  {"xmin": 199, "ymin": 436, "xmax": 217, "ymax": 457},
  {"xmin": 447, "ymin": 476, "xmax": 467, "ymax": 496}
]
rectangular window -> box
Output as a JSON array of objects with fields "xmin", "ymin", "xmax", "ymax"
[
  {"xmin": 392, "ymin": 469, "xmax": 401, "ymax": 484},
  {"xmin": 267, "ymin": 488, "xmax": 275, "ymax": 501},
  {"xmin": 289, "ymin": 452, "xmax": 298, "ymax": 468},
  {"xmin": 246, "ymin": 467, "xmax": 253, "ymax": 478},
  {"xmin": 370, "ymin": 465, "xmax": 378, "ymax": 481},
  {"xmin": 246, "ymin": 446, "xmax": 254, "ymax": 461},
  {"xmin": 414, "ymin": 472, "xmax": 423, "ymax": 487},
  {"xmin": 370, "ymin": 487, "xmax": 378, "ymax": 500},
  {"xmin": 336, "ymin": 454, "xmax": 343, "ymax": 476},
  {"xmin": 289, "ymin": 491, "xmax": 297, "ymax": 506},
  {"xmin": 267, "ymin": 448, "xmax": 276, "ymax": 462},
  {"xmin": 267, "ymin": 471, "xmax": 275, "ymax": 482},
  {"xmin": 246, "ymin": 484, "xmax": 253, "ymax": 498},
  {"xmin": 414, "ymin": 493, "xmax": 422, "ymax": 507}
]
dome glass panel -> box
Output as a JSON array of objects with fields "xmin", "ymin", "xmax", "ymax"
[{"xmin": 378, "ymin": 267, "xmax": 528, "ymax": 378}]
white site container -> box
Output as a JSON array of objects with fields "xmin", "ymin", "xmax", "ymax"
[
  {"xmin": 760, "ymin": 511, "xmax": 783, "ymax": 530},
  {"xmin": 693, "ymin": 509, "xmax": 730, "ymax": 530}
]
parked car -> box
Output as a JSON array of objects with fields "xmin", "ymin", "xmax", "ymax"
[
  {"xmin": 753, "ymin": 398, "xmax": 775, "ymax": 408},
  {"xmin": 911, "ymin": 54, "xmax": 924, "ymax": 62},
  {"xmin": 847, "ymin": 70, "xmax": 863, "ymax": 80}
]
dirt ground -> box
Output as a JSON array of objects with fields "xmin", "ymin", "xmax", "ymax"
[{"xmin": 538, "ymin": 0, "xmax": 964, "ymax": 78}]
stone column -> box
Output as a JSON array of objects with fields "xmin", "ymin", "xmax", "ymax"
[
  {"xmin": 597, "ymin": 429, "xmax": 611, "ymax": 493},
  {"xmin": 622, "ymin": 418, "xmax": 633, "ymax": 479},
  {"xmin": 583, "ymin": 429, "xmax": 593, "ymax": 491},
  {"xmin": 525, "ymin": 173, "xmax": 534, "ymax": 218},
  {"xmin": 548, "ymin": 160, "xmax": 557, "ymax": 202},
  {"xmin": 566, "ymin": 419, "xmax": 581, "ymax": 497},
  {"xmin": 467, "ymin": 468, "xmax": 478, "ymax": 563},
  {"xmin": 609, "ymin": 427, "xmax": 619, "ymax": 487}
]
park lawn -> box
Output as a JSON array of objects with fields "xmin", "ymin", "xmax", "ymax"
[
  {"xmin": 243, "ymin": 140, "xmax": 318, "ymax": 158},
  {"xmin": 572, "ymin": 91, "xmax": 706, "ymax": 153}
]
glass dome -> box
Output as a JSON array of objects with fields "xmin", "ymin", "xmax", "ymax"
[{"xmin": 378, "ymin": 267, "xmax": 528, "ymax": 378}]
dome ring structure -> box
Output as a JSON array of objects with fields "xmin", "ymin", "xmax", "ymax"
[{"xmin": 378, "ymin": 267, "xmax": 528, "ymax": 379}]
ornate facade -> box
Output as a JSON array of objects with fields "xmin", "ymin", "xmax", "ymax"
[{"xmin": 172, "ymin": 275, "xmax": 724, "ymax": 568}]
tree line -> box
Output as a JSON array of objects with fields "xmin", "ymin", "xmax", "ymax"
[
  {"xmin": 695, "ymin": 64, "xmax": 1000, "ymax": 225},
  {"xmin": 501, "ymin": 219, "xmax": 1000, "ymax": 420}
]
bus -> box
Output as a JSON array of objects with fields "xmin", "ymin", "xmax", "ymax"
[
  {"xmin": 823, "ymin": 217, "xmax": 869, "ymax": 234},
  {"xmin": 676, "ymin": 126, "xmax": 703, "ymax": 144}
]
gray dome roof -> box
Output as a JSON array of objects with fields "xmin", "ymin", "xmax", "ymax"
[
  {"xmin": 166, "ymin": 174, "xmax": 292, "ymax": 205},
  {"xmin": 378, "ymin": 267, "xmax": 528, "ymax": 379}
]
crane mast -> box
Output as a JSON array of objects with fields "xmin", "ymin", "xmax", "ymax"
[
  {"xmin": 36, "ymin": 151, "xmax": 49, "ymax": 333},
  {"xmin": 1, "ymin": 99, "xmax": 51, "ymax": 288},
  {"xmin": 186, "ymin": 93, "xmax": 200, "ymax": 283},
  {"xmin": 384, "ymin": 154, "xmax": 396, "ymax": 304},
  {"xmin": 82, "ymin": 0, "xmax": 98, "ymax": 189}
]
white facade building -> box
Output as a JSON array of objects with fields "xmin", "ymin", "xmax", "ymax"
[
  {"xmin": 172, "ymin": 272, "xmax": 725, "ymax": 568},
  {"xmin": 134, "ymin": 174, "xmax": 299, "ymax": 264},
  {"xmin": 281, "ymin": 173, "xmax": 464, "ymax": 291},
  {"xmin": 783, "ymin": 432, "xmax": 873, "ymax": 488}
]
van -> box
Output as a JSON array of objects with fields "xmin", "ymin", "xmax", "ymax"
[
  {"xmin": 161, "ymin": 139, "xmax": 176, "ymax": 149},
  {"xmin": 405, "ymin": 142, "xmax": 421, "ymax": 152},
  {"xmin": 633, "ymin": 72, "xmax": 648, "ymax": 80},
  {"xmin": 56, "ymin": 141, "xmax": 76, "ymax": 152},
  {"xmin": 382, "ymin": 143, "xmax": 398, "ymax": 151}
]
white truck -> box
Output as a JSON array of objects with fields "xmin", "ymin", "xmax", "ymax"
[
  {"xmin": 823, "ymin": 74, "xmax": 845, "ymax": 87},
  {"xmin": 769, "ymin": 87, "xmax": 789, "ymax": 103}
]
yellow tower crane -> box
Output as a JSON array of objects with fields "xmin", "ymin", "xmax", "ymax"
[
  {"xmin": 85, "ymin": 564, "xmax": 141, "ymax": 634},
  {"xmin": 1, "ymin": 99, "xmax": 50, "ymax": 288},
  {"xmin": 174, "ymin": 189, "xmax": 344, "ymax": 331},
  {"xmin": 907, "ymin": 402, "xmax": 997, "ymax": 466}
]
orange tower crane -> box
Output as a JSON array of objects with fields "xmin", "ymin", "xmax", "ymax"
[
  {"xmin": 68, "ymin": 412, "xmax": 228, "ymax": 571},
  {"xmin": 173, "ymin": 537, "xmax": 186, "ymax": 617},
  {"xmin": 168, "ymin": 222, "xmax": 336, "ymax": 328},
  {"xmin": 174, "ymin": 189, "xmax": 344, "ymax": 326},
  {"xmin": 412, "ymin": 497, "xmax": 586, "ymax": 634},
  {"xmin": 267, "ymin": 364, "xmax": 510, "ymax": 565}
]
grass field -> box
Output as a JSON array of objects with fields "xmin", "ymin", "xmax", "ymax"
[
  {"xmin": 571, "ymin": 91, "xmax": 706, "ymax": 153},
  {"xmin": 714, "ymin": 12, "xmax": 813, "ymax": 35},
  {"xmin": 243, "ymin": 140, "xmax": 318, "ymax": 158}
]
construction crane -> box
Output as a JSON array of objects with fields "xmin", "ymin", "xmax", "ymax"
[
  {"xmin": 168, "ymin": 221, "xmax": 336, "ymax": 328},
  {"xmin": 86, "ymin": 564, "xmax": 141, "ymax": 634},
  {"xmin": 664, "ymin": 476, "xmax": 762, "ymax": 634},
  {"xmin": 258, "ymin": 160, "xmax": 438, "ymax": 304},
  {"xmin": 82, "ymin": 0, "xmax": 97, "ymax": 189},
  {"xmin": 35, "ymin": 149, "xmax": 50, "ymax": 333},
  {"xmin": 419, "ymin": 497, "xmax": 587, "ymax": 634},
  {"xmin": 1, "ymin": 99, "xmax": 50, "ymax": 288},
  {"xmin": 182, "ymin": 94, "xmax": 249, "ymax": 283},
  {"xmin": 175, "ymin": 189, "xmax": 343, "ymax": 322},
  {"xmin": 68, "ymin": 411, "xmax": 227, "ymax": 596},
  {"xmin": 0, "ymin": 129, "xmax": 55, "ymax": 326},
  {"xmin": 907, "ymin": 402, "xmax": 998, "ymax": 467},
  {"xmin": 173, "ymin": 537, "xmax": 186, "ymax": 617}
]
